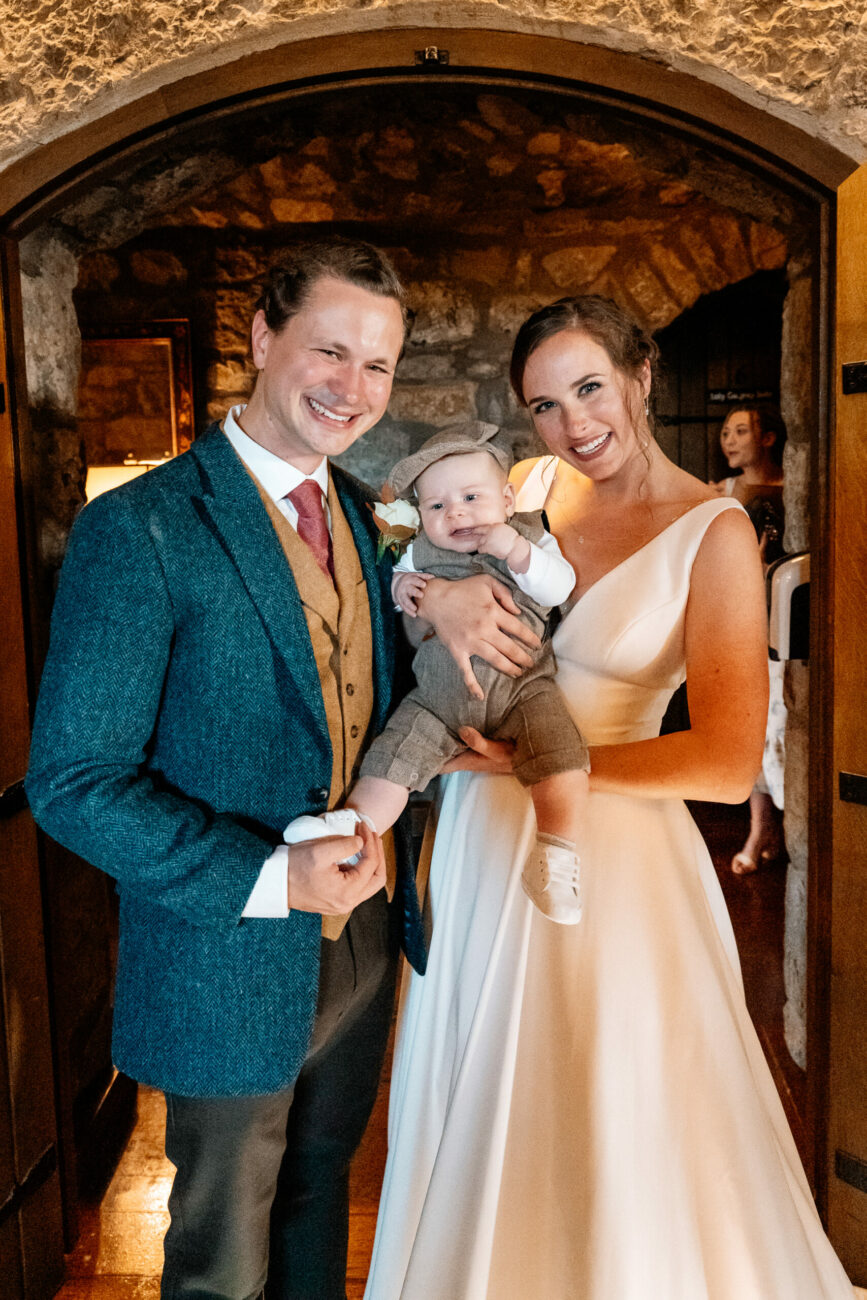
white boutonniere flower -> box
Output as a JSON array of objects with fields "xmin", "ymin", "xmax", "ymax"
[{"xmin": 369, "ymin": 498, "xmax": 420, "ymax": 562}]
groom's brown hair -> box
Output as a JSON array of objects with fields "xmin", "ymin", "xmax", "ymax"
[{"xmin": 256, "ymin": 237, "xmax": 411, "ymax": 337}]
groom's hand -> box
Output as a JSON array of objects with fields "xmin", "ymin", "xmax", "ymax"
[
  {"xmin": 415, "ymin": 574, "xmax": 541, "ymax": 701},
  {"xmin": 287, "ymin": 821, "xmax": 386, "ymax": 914}
]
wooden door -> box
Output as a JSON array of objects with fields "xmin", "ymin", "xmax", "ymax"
[
  {"xmin": 0, "ymin": 246, "xmax": 65, "ymax": 1295},
  {"xmin": 825, "ymin": 160, "xmax": 867, "ymax": 1282},
  {"xmin": 2, "ymin": 235, "xmax": 138, "ymax": 1267},
  {"xmin": 654, "ymin": 268, "xmax": 786, "ymax": 482}
]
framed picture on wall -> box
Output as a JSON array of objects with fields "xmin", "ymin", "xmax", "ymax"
[{"xmin": 77, "ymin": 319, "xmax": 195, "ymax": 500}]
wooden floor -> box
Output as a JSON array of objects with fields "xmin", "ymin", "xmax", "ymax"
[
  {"xmin": 690, "ymin": 799, "xmax": 809, "ymax": 1165},
  {"xmin": 54, "ymin": 801, "xmax": 848, "ymax": 1297}
]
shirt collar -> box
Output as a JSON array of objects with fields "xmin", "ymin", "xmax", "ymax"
[{"xmin": 223, "ymin": 405, "xmax": 329, "ymax": 502}]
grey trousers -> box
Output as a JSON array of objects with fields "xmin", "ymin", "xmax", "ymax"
[{"xmin": 160, "ymin": 892, "xmax": 398, "ymax": 1300}]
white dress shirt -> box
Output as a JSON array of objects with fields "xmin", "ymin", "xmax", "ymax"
[
  {"xmin": 223, "ymin": 406, "xmax": 329, "ymax": 919},
  {"xmin": 224, "ymin": 404, "xmax": 330, "ymax": 526}
]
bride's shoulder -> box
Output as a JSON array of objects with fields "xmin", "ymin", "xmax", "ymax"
[
  {"xmin": 509, "ymin": 455, "xmax": 550, "ymax": 492},
  {"xmin": 662, "ymin": 462, "xmax": 719, "ymax": 508},
  {"xmin": 511, "ymin": 455, "xmax": 560, "ymax": 512}
]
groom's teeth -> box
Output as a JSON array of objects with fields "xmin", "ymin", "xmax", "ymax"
[{"xmin": 309, "ymin": 397, "xmax": 352, "ymax": 422}]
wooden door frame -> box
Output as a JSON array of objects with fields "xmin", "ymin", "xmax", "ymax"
[
  {"xmin": 0, "ymin": 20, "xmax": 852, "ymax": 1220},
  {"xmin": 807, "ymin": 195, "xmax": 837, "ymax": 1219},
  {"xmin": 0, "ymin": 237, "xmax": 66, "ymax": 1297},
  {"xmin": 823, "ymin": 163, "xmax": 867, "ymax": 1280}
]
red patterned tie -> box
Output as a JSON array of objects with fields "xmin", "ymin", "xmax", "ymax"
[{"xmin": 287, "ymin": 480, "xmax": 334, "ymax": 582}]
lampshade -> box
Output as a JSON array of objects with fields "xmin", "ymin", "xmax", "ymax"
[{"xmin": 85, "ymin": 464, "xmax": 149, "ymax": 502}]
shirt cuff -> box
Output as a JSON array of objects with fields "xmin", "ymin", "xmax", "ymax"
[
  {"xmin": 391, "ymin": 542, "xmax": 418, "ymax": 610},
  {"xmin": 242, "ymin": 845, "xmax": 290, "ymax": 918},
  {"xmin": 512, "ymin": 539, "xmax": 576, "ymax": 606},
  {"xmin": 392, "ymin": 542, "xmax": 416, "ymax": 575}
]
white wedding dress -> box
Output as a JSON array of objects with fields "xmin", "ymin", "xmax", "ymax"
[{"xmin": 365, "ymin": 469, "xmax": 853, "ymax": 1299}]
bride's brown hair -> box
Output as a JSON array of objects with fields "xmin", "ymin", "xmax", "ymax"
[{"xmin": 509, "ymin": 295, "xmax": 659, "ymax": 419}]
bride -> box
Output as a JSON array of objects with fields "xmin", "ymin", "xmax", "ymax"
[{"xmin": 363, "ymin": 295, "xmax": 854, "ymax": 1298}]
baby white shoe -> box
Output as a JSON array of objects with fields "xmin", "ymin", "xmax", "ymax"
[
  {"xmin": 521, "ymin": 834, "xmax": 582, "ymax": 925},
  {"xmin": 283, "ymin": 809, "xmax": 375, "ymax": 865}
]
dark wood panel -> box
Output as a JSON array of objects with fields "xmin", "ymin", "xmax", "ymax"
[
  {"xmin": 0, "ymin": 1214, "xmax": 24, "ymax": 1300},
  {"xmin": 655, "ymin": 270, "xmax": 786, "ymax": 486},
  {"xmin": 0, "ymin": 932, "xmax": 17, "ymax": 1210},
  {"xmin": 0, "ymin": 813, "xmax": 58, "ymax": 1175},
  {"xmin": 19, "ymin": 1169, "xmax": 65, "ymax": 1298}
]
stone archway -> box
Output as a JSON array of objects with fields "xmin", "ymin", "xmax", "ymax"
[
  {"xmin": 1, "ymin": 4, "xmax": 861, "ymax": 1274},
  {"xmin": 1, "ymin": 2, "xmax": 862, "ymax": 228}
]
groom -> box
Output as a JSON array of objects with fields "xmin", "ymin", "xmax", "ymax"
[{"xmin": 26, "ymin": 238, "xmax": 429, "ymax": 1299}]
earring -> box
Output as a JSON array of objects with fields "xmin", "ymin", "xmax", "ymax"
[{"xmin": 644, "ymin": 396, "xmax": 650, "ymax": 416}]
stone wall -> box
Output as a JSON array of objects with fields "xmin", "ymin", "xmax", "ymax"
[
  {"xmin": 0, "ymin": 0, "xmax": 865, "ymax": 179},
  {"xmin": 19, "ymin": 230, "xmax": 84, "ymax": 575},
  {"xmin": 778, "ymin": 251, "xmax": 816, "ymax": 1067},
  {"xmin": 64, "ymin": 86, "xmax": 799, "ymax": 494}
]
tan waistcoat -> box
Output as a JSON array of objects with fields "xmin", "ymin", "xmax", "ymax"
[{"xmin": 249, "ymin": 469, "xmax": 394, "ymax": 937}]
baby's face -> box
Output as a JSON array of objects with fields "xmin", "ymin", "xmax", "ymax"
[{"xmin": 415, "ymin": 451, "xmax": 515, "ymax": 552}]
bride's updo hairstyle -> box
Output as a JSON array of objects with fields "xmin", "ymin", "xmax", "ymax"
[{"xmin": 509, "ymin": 295, "xmax": 659, "ymax": 435}]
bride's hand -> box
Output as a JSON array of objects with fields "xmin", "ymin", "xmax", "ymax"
[
  {"xmin": 441, "ymin": 727, "xmax": 515, "ymax": 775},
  {"xmin": 415, "ymin": 575, "xmax": 540, "ymax": 701}
]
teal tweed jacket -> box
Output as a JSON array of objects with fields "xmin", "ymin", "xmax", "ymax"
[{"xmin": 26, "ymin": 424, "xmax": 426, "ymax": 1097}]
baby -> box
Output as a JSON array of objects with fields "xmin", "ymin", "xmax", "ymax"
[{"xmin": 339, "ymin": 419, "xmax": 591, "ymax": 925}]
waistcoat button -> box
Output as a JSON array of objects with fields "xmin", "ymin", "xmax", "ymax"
[
  {"xmin": 350, "ymin": 724, "xmax": 360, "ymax": 739},
  {"xmin": 345, "ymin": 683, "xmax": 355, "ymax": 696}
]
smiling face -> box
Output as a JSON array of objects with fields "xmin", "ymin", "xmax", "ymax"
[
  {"xmin": 415, "ymin": 451, "xmax": 515, "ymax": 552},
  {"xmin": 520, "ymin": 328, "xmax": 651, "ymax": 481},
  {"xmin": 242, "ymin": 274, "xmax": 405, "ymax": 471},
  {"xmin": 720, "ymin": 409, "xmax": 766, "ymax": 471}
]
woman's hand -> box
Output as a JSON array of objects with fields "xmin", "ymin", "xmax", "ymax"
[
  {"xmin": 415, "ymin": 575, "xmax": 540, "ymax": 701},
  {"xmin": 441, "ymin": 727, "xmax": 516, "ymax": 775}
]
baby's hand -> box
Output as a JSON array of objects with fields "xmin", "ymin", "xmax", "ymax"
[
  {"xmin": 393, "ymin": 570, "xmax": 433, "ymax": 616},
  {"xmin": 476, "ymin": 524, "xmax": 531, "ymax": 573},
  {"xmin": 476, "ymin": 522, "xmax": 520, "ymax": 561}
]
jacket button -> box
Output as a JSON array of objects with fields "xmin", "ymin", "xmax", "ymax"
[{"xmin": 310, "ymin": 786, "xmax": 329, "ymax": 803}]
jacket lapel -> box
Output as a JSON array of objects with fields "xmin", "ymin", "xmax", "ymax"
[
  {"xmin": 189, "ymin": 426, "xmax": 330, "ymax": 746},
  {"xmin": 331, "ymin": 466, "xmax": 396, "ymax": 735}
]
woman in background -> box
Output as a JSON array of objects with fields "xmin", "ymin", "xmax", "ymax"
[{"xmin": 714, "ymin": 403, "xmax": 787, "ymax": 874}]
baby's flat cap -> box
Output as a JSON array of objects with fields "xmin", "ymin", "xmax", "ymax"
[{"xmin": 388, "ymin": 420, "xmax": 513, "ymax": 499}]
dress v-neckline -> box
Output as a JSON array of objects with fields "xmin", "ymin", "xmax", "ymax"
[{"xmin": 559, "ymin": 496, "xmax": 733, "ymax": 619}]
